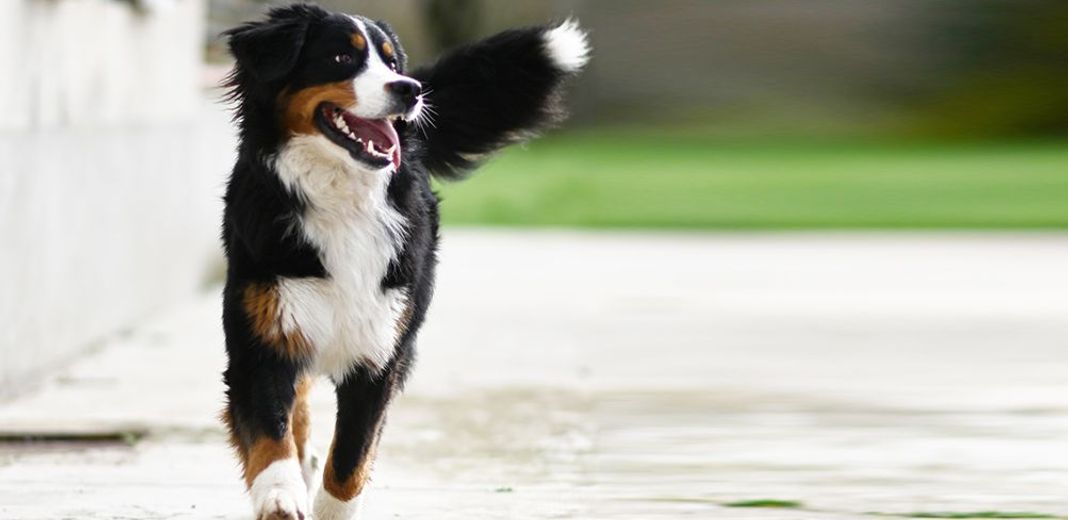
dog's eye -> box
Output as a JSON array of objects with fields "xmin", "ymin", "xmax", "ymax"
[
  {"xmin": 388, "ymin": 61, "xmax": 397, "ymax": 71},
  {"xmin": 333, "ymin": 54, "xmax": 353, "ymax": 64}
]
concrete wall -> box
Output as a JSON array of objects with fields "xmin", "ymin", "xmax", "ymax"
[{"xmin": 0, "ymin": 0, "xmax": 233, "ymax": 397}]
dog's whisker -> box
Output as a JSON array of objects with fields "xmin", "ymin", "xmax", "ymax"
[
  {"xmin": 414, "ymin": 111, "xmax": 435, "ymax": 138},
  {"xmin": 413, "ymin": 100, "xmax": 438, "ymax": 130},
  {"xmin": 419, "ymin": 102, "xmax": 439, "ymax": 123},
  {"xmin": 415, "ymin": 110, "xmax": 437, "ymax": 134}
]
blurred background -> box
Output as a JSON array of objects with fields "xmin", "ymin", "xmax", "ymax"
[
  {"xmin": 2, "ymin": 1, "xmax": 1068, "ymax": 518},
  {"xmin": 4, "ymin": 0, "xmax": 1067, "ymax": 388}
]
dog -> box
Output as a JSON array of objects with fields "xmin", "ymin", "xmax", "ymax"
[{"xmin": 219, "ymin": 4, "xmax": 588, "ymax": 519}]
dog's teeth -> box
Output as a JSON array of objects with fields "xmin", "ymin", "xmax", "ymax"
[
  {"xmin": 364, "ymin": 141, "xmax": 388, "ymax": 158},
  {"xmin": 386, "ymin": 144, "xmax": 397, "ymax": 154}
]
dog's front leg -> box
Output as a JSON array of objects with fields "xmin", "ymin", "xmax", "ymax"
[
  {"xmin": 223, "ymin": 359, "xmax": 310, "ymax": 520},
  {"xmin": 314, "ymin": 365, "xmax": 399, "ymax": 520}
]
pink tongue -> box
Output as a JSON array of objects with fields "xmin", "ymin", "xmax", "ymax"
[
  {"xmin": 383, "ymin": 122, "xmax": 401, "ymax": 169},
  {"xmin": 366, "ymin": 118, "xmax": 401, "ymax": 169}
]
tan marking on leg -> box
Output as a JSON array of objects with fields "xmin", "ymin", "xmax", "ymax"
[
  {"xmin": 292, "ymin": 376, "xmax": 313, "ymax": 463},
  {"xmin": 322, "ymin": 439, "xmax": 379, "ymax": 501},
  {"xmin": 242, "ymin": 282, "xmax": 314, "ymax": 360},
  {"xmin": 245, "ymin": 435, "xmax": 297, "ymax": 487},
  {"xmin": 278, "ymin": 82, "xmax": 358, "ymax": 136}
]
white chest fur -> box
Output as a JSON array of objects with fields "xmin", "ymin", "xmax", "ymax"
[{"xmin": 272, "ymin": 135, "xmax": 408, "ymax": 379}]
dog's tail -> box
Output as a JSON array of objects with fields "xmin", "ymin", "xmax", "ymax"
[{"xmin": 411, "ymin": 20, "xmax": 590, "ymax": 181}]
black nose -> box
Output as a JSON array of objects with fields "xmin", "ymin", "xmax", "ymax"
[{"xmin": 385, "ymin": 79, "xmax": 421, "ymax": 109}]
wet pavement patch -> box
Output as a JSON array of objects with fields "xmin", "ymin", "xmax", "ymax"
[
  {"xmin": 0, "ymin": 427, "xmax": 147, "ymax": 446},
  {"xmin": 723, "ymin": 499, "xmax": 804, "ymax": 509},
  {"xmin": 900, "ymin": 513, "xmax": 1061, "ymax": 519}
]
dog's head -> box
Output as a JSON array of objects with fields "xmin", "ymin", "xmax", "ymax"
[{"xmin": 226, "ymin": 4, "xmax": 423, "ymax": 171}]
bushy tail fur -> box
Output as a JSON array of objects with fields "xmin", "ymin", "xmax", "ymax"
[{"xmin": 411, "ymin": 20, "xmax": 590, "ymax": 180}]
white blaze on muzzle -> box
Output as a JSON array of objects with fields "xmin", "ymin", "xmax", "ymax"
[{"xmin": 349, "ymin": 18, "xmax": 422, "ymax": 121}]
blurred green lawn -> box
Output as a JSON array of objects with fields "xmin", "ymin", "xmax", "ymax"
[{"xmin": 434, "ymin": 131, "xmax": 1068, "ymax": 229}]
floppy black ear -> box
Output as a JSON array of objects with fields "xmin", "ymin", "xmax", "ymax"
[{"xmin": 226, "ymin": 16, "xmax": 310, "ymax": 82}]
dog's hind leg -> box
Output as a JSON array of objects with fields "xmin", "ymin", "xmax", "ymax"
[{"xmin": 313, "ymin": 363, "xmax": 403, "ymax": 520}]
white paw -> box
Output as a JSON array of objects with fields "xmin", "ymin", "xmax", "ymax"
[
  {"xmin": 251, "ymin": 459, "xmax": 308, "ymax": 520},
  {"xmin": 301, "ymin": 446, "xmax": 321, "ymax": 490},
  {"xmin": 543, "ymin": 18, "xmax": 590, "ymax": 73},
  {"xmin": 257, "ymin": 487, "xmax": 305, "ymax": 520},
  {"xmin": 314, "ymin": 488, "xmax": 364, "ymax": 520}
]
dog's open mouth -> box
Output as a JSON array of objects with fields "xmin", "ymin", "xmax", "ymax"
[{"xmin": 315, "ymin": 102, "xmax": 401, "ymax": 170}]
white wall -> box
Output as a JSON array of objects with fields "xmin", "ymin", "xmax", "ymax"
[
  {"xmin": 0, "ymin": 0, "xmax": 203, "ymax": 130},
  {"xmin": 0, "ymin": 0, "xmax": 233, "ymax": 396}
]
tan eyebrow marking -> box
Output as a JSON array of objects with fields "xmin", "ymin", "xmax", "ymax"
[
  {"xmin": 351, "ymin": 33, "xmax": 366, "ymax": 50},
  {"xmin": 381, "ymin": 41, "xmax": 394, "ymax": 58}
]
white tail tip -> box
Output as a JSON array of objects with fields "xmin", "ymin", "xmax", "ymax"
[{"xmin": 544, "ymin": 19, "xmax": 590, "ymax": 73}]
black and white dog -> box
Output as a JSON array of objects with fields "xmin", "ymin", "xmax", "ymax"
[{"xmin": 219, "ymin": 4, "xmax": 588, "ymax": 519}]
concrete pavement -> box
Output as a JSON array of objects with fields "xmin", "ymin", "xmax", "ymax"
[{"xmin": 2, "ymin": 231, "xmax": 1067, "ymax": 519}]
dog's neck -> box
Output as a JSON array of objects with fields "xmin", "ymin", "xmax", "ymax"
[{"xmin": 272, "ymin": 134, "xmax": 395, "ymax": 208}]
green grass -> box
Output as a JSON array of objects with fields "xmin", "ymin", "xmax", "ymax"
[
  {"xmin": 723, "ymin": 499, "xmax": 804, "ymax": 509},
  {"xmin": 902, "ymin": 513, "xmax": 1059, "ymax": 519},
  {"xmin": 434, "ymin": 132, "xmax": 1068, "ymax": 229}
]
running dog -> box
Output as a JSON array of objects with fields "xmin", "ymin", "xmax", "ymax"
[{"xmin": 219, "ymin": 4, "xmax": 589, "ymax": 519}]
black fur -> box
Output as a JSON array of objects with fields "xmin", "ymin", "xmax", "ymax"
[
  {"xmin": 412, "ymin": 26, "xmax": 572, "ymax": 179},
  {"xmin": 220, "ymin": 3, "xmax": 585, "ymax": 512}
]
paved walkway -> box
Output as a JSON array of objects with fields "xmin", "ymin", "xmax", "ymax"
[{"xmin": 2, "ymin": 231, "xmax": 1067, "ymax": 519}]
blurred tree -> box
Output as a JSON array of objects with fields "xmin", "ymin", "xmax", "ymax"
[
  {"xmin": 921, "ymin": 0, "xmax": 1068, "ymax": 137},
  {"xmin": 421, "ymin": 0, "xmax": 483, "ymax": 52}
]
